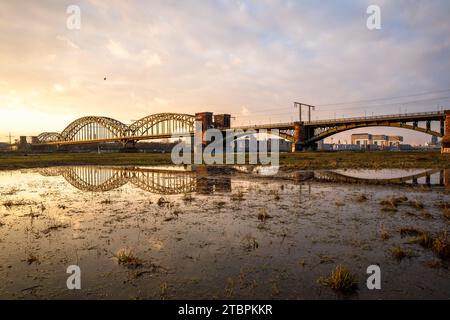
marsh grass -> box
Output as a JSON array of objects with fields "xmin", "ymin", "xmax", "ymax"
[
  {"xmin": 390, "ymin": 246, "xmax": 415, "ymax": 260},
  {"xmin": 444, "ymin": 208, "xmax": 450, "ymax": 221},
  {"xmin": 318, "ymin": 265, "xmax": 358, "ymax": 295},
  {"xmin": 182, "ymin": 193, "xmax": 194, "ymax": 202},
  {"xmin": 1, "ymin": 187, "xmax": 20, "ymax": 196},
  {"xmin": 1, "ymin": 151, "xmax": 448, "ymax": 170},
  {"xmin": 114, "ymin": 248, "xmax": 142, "ymax": 268},
  {"xmin": 408, "ymin": 200, "xmax": 424, "ymax": 210},
  {"xmin": 257, "ymin": 208, "xmax": 272, "ymax": 222},
  {"xmin": 42, "ymin": 222, "xmax": 69, "ymax": 234},
  {"xmin": 26, "ymin": 253, "xmax": 39, "ymax": 265},
  {"xmin": 3, "ymin": 199, "xmax": 34, "ymax": 208},
  {"xmin": 231, "ymin": 191, "xmax": 245, "ymax": 201},
  {"xmin": 410, "ymin": 231, "xmax": 434, "ymax": 248},
  {"xmin": 335, "ymin": 201, "xmax": 345, "ymax": 207},
  {"xmin": 399, "ymin": 227, "xmax": 422, "ymax": 237},
  {"xmin": 241, "ymin": 236, "xmax": 259, "ymax": 251},
  {"xmin": 100, "ymin": 198, "xmax": 112, "ymax": 205},
  {"xmin": 379, "ymin": 225, "xmax": 390, "ymax": 240},
  {"xmin": 432, "ymin": 232, "xmax": 450, "ymax": 259},
  {"xmin": 380, "ymin": 196, "xmax": 408, "ymax": 208},
  {"xmin": 157, "ymin": 197, "xmax": 171, "ymax": 206},
  {"xmin": 356, "ymin": 194, "xmax": 368, "ymax": 202}
]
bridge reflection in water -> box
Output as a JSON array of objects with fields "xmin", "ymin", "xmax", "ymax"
[
  {"xmin": 38, "ymin": 166, "xmax": 232, "ymax": 195},
  {"xmin": 293, "ymin": 169, "xmax": 450, "ymax": 188},
  {"xmin": 38, "ymin": 166, "xmax": 450, "ymax": 194}
]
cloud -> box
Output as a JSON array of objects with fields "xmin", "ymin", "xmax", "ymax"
[
  {"xmin": 50, "ymin": 84, "xmax": 65, "ymax": 93},
  {"xmin": 107, "ymin": 40, "xmax": 130, "ymax": 58},
  {"xmin": 240, "ymin": 106, "xmax": 250, "ymax": 115},
  {"xmin": 0, "ymin": 0, "xmax": 449, "ymax": 144},
  {"xmin": 56, "ymin": 35, "xmax": 79, "ymax": 49},
  {"xmin": 145, "ymin": 53, "xmax": 162, "ymax": 67}
]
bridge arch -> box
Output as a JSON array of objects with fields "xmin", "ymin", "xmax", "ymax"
[
  {"xmin": 315, "ymin": 169, "xmax": 441, "ymax": 185},
  {"xmin": 62, "ymin": 166, "xmax": 128, "ymax": 192},
  {"xmin": 37, "ymin": 132, "xmax": 63, "ymax": 143},
  {"xmin": 60, "ymin": 116, "xmax": 128, "ymax": 141},
  {"xmin": 307, "ymin": 123, "xmax": 442, "ymax": 145},
  {"xmin": 127, "ymin": 113, "xmax": 195, "ymax": 137}
]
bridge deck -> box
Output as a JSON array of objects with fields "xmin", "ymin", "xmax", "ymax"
[{"xmin": 232, "ymin": 111, "xmax": 445, "ymax": 130}]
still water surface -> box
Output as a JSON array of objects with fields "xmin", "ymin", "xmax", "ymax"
[{"xmin": 0, "ymin": 166, "xmax": 449, "ymax": 299}]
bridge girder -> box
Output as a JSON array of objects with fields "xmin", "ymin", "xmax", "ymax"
[{"xmin": 305, "ymin": 121, "xmax": 442, "ymax": 145}]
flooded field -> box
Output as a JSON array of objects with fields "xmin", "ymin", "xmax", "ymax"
[{"xmin": 0, "ymin": 165, "xmax": 449, "ymax": 299}]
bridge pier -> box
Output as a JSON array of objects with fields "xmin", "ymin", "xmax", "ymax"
[
  {"xmin": 195, "ymin": 112, "xmax": 214, "ymax": 151},
  {"xmin": 120, "ymin": 140, "xmax": 138, "ymax": 152},
  {"xmin": 194, "ymin": 112, "xmax": 231, "ymax": 152},
  {"xmin": 442, "ymin": 110, "xmax": 450, "ymax": 154},
  {"xmin": 291, "ymin": 122, "xmax": 317, "ymax": 152},
  {"xmin": 292, "ymin": 122, "xmax": 304, "ymax": 152}
]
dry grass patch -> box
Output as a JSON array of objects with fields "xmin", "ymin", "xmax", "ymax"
[{"xmin": 318, "ymin": 265, "xmax": 358, "ymax": 295}]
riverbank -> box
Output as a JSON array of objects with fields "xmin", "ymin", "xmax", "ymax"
[{"xmin": 0, "ymin": 151, "xmax": 448, "ymax": 170}]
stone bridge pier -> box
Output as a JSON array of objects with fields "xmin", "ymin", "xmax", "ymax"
[
  {"xmin": 442, "ymin": 110, "xmax": 450, "ymax": 154},
  {"xmin": 292, "ymin": 122, "xmax": 316, "ymax": 152},
  {"xmin": 195, "ymin": 112, "xmax": 231, "ymax": 151}
]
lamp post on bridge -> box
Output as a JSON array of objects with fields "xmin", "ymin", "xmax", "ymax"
[{"xmin": 294, "ymin": 102, "xmax": 315, "ymax": 123}]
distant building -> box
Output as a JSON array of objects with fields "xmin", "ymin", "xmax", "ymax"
[
  {"xmin": 0, "ymin": 142, "xmax": 10, "ymax": 151},
  {"xmin": 351, "ymin": 133, "xmax": 403, "ymax": 148}
]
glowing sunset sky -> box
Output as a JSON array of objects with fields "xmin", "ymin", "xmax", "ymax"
[{"xmin": 0, "ymin": 0, "xmax": 449, "ymax": 144}]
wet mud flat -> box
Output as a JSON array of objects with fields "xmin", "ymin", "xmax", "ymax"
[{"xmin": 0, "ymin": 166, "xmax": 449, "ymax": 299}]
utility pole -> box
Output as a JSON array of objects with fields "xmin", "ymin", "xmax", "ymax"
[
  {"xmin": 294, "ymin": 102, "xmax": 315, "ymax": 122},
  {"xmin": 6, "ymin": 132, "xmax": 13, "ymax": 151}
]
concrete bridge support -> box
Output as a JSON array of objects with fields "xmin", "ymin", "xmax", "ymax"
[{"xmin": 442, "ymin": 110, "xmax": 450, "ymax": 154}]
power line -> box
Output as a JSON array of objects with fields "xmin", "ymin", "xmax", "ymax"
[
  {"xmin": 235, "ymin": 94, "xmax": 450, "ymax": 117},
  {"xmin": 316, "ymin": 88, "xmax": 450, "ymax": 107},
  {"xmin": 319, "ymin": 95, "xmax": 450, "ymax": 111},
  {"xmin": 234, "ymin": 88, "xmax": 450, "ymax": 116}
]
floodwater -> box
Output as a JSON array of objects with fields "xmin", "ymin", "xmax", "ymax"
[{"xmin": 0, "ymin": 165, "xmax": 449, "ymax": 299}]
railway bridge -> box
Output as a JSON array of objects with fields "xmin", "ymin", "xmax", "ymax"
[{"xmin": 31, "ymin": 109, "xmax": 450, "ymax": 153}]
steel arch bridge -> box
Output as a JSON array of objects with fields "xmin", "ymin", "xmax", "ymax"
[
  {"xmin": 33, "ymin": 110, "xmax": 449, "ymax": 152},
  {"xmin": 126, "ymin": 113, "xmax": 195, "ymax": 137},
  {"xmin": 35, "ymin": 113, "xmax": 196, "ymax": 145},
  {"xmin": 37, "ymin": 132, "xmax": 63, "ymax": 143}
]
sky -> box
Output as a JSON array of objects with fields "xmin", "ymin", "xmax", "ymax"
[{"xmin": 0, "ymin": 0, "xmax": 449, "ymax": 144}]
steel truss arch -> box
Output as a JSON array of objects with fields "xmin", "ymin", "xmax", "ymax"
[
  {"xmin": 60, "ymin": 116, "xmax": 129, "ymax": 141},
  {"xmin": 127, "ymin": 113, "xmax": 195, "ymax": 137}
]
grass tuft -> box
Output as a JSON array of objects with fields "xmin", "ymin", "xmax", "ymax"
[
  {"xmin": 318, "ymin": 265, "xmax": 358, "ymax": 295},
  {"xmin": 114, "ymin": 248, "xmax": 142, "ymax": 268}
]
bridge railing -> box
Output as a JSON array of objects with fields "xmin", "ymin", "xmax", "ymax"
[
  {"xmin": 232, "ymin": 111, "xmax": 445, "ymax": 130},
  {"xmin": 308, "ymin": 111, "xmax": 444, "ymax": 125}
]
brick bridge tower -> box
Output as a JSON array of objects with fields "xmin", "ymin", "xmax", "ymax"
[
  {"xmin": 442, "ymin": 110, "xmax": 450, "ymax": 154},
  {"xmin": 292, "ymin": 122, "xmax": 316, "ymax": 152},
  {"xmin": 195, "ymin": 112, "xmax": 231, "ymax": 149}
]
